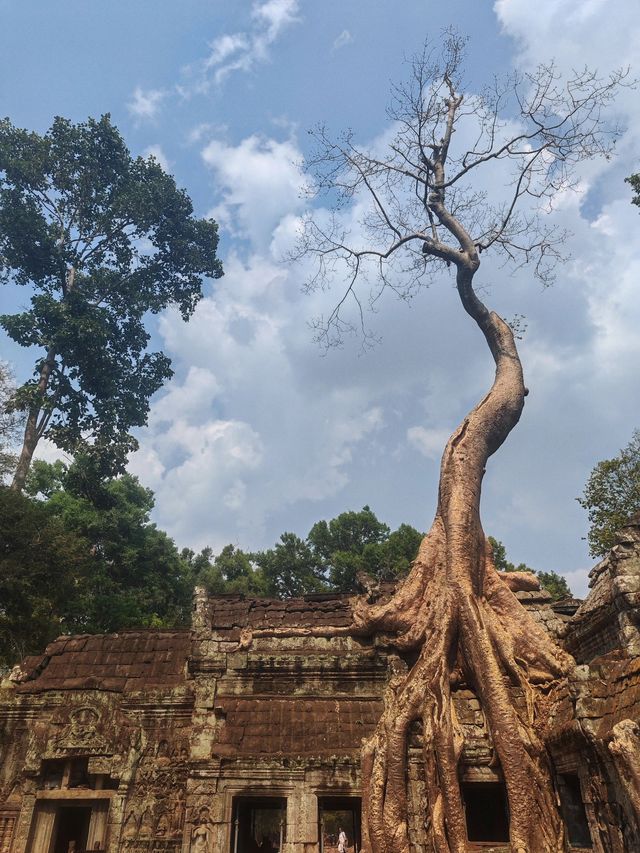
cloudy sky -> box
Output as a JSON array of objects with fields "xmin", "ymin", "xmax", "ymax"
[{"xmin": 1, "ymin": 0, "xmax": 639, "ymax": 596}]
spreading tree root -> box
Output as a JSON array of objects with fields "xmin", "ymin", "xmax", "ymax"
[{"xmin": 353, "ymin": 516, "xmax": 573, "ymax": 853}]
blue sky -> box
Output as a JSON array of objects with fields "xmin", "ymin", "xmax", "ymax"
[{"xmin": 1, "ymin": 1, "xmax": 639, "ymax": 596}]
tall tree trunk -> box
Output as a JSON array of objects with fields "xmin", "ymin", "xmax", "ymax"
[
  {"xmin": 349, "ymin": 260, "xmax": 574, "ymax": 852},
  {"xmin": 10, "ymin": 346, "xmax": 56, "ymax": 493}
]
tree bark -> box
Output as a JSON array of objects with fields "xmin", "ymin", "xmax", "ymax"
[{"xmin": 10, "ymin": 345, "xmax": 56, "ymax": 493}]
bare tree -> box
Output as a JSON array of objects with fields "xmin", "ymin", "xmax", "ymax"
[{"xmin": 285, "ymin": 34, "xmax": 626, "ymax": 853}]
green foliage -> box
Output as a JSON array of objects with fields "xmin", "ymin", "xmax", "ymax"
[
  {"xmin": 254, "ymin": 533, "xmax": 325, "ymax": 597},
  {"xmin": 536, "ymin": 571, "xmax": 572, "ymax": 601},
  {"xmin": 185, "ymin": 545, "xmax": 268, "ymax": 597},
  {"xmin": 0, "ymin": 114, "xmax": 222, "ymax": 483},
  {"xmin": 0, "ymin": 486, "xmax": 90, "ymax": 666},
  {"xmin": 487, "ymin": 536, "xmax": 533, "ymax": 574},
  {"xmin": 205, "ymin": 507, "xmax": 423, "ymax": 598},
  {"xmin": 0, "ymin": 460, "xmax": 192, "ymax": 667},
  {"xmin": 578, "ymin": 430, "xmax": 640, "ymax": 557},
  {"xmin": 626, "ymin": 172, "xmax": 640, "ymax": 207},
  {"xmin": 308, "ymin": 505, "xmax": 394, "ymax": 590},
  {"xmin": 0, "ymin": 361, "xmax": 19, "ymax": 481},
  {"xmin": 488, "ymin": 536, "xmax": 572, "ymax": 601}
]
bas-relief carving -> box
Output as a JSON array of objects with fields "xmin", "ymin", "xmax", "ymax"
[
  {"xmin": 53, "ymin": 706, "xmax": 109, "ymax": 754},
  {"xmin": 190, "ymin": 808, "xmax": 213, "ymax": 853},
  {"xmin": 119, "ymin": 730, "xmax": 189, "ymax": 849}
]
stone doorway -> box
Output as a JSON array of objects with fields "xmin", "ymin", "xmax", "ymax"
[
  {"xmin": 52, "ymin": 805, "xmax": 91, "ymax": 853},
  {"xmin": 461, "ymin": 781, "xmax": 510, "ymax": 844},
  {"xmin": 557, "ymin": 774, "xmax": 593, "ymax": 849},
  {"xmin": 27, "ymin": 800, "xmax": 109, "ymax": 853},
  {"xmin": 230, "ymin": 796, "xmax": 287, "ymax": 853},
  {"xmin": 318, "ymin": 797, "xmax": 361, "ymax": 853}
]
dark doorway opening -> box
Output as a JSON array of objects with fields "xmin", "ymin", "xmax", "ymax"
[
  {"xmin": 462, "ymin": 782, "xmax": 510, "ymax": 843},
  {"xmin": 231, "ymin": 796, "xmax": 287, "ymax": 853},
  {"xmin": 52, "ymin": 805, "xmax": 91, "ymax": 853},
  {"xmin": 318, "ymin": 797, "xmax": 361, "ymax": 853},
  {"xmin": 558, "ymin": 774, "xmax": 593, "ymax": 848}
]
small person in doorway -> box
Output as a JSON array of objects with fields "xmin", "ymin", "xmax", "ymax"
[
  {"xmin": 258, "ymin": 834, "xmax": 275, "ymax": 853},
  {"xmin": 338, "ymin": 827, "xmax": 348, "ymax": 853}
]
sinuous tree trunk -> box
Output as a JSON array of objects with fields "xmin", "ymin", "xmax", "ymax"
[{"xmin": 350, "ymin": 260, "xmax": 574, "ymax": 853}]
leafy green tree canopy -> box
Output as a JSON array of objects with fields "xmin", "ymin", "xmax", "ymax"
[
  {"xmin": 185, "ymin": 544, "xmax": 268, "ymax": 597},
  {"xmin": 0, "ymin": 115, "xmax": 223, "ymax": 490},
  {"xmin": 626, "ymin": 172, "xmax": 640, "ymax": 207},
  {"xmin": 578, "ymin": 429, "xmax": 640, "ymax": 557},
  {"xmin": 304, "ymin": 507, "xmax": 422, "ymax": 592},
  {"xmin": 253, "ymin": 532, "xmax": 325, "ymax": 598},
  {"xmin": 31, "ymin": 460, "xmax": 192, "ymax": 631}
]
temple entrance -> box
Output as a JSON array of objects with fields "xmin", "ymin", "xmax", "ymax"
[
  {"xmin": 318, "ymin": 797, "xmax": 361, "ymax": 853},
  {"xmin": 27, "ymin": 800, "xmax": 109, "ymax": 853},
  {"xmin": 230, "ymin": 796, "xmax": 287, "ymax": 853},
  {"xmin": 462, "ymin": 781, "xmax": 510, "ymax": 844},
  {"xmin": 52, "ymin": 806, "xmax": 91, "ymax": 853},
  {"xmin": 558, "ymin": 774, "xmax": 593, "ymax": 848}
]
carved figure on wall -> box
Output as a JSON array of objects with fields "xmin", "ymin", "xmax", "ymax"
[
  {"xmin": 139, "ymin": 807, "xmax": 154, "ymax": 838},
  {"xmin": 122, "ymin": 810, "xmax": 139, "ymax": 839},
  {"xmin": 156, "ymin": 811, "xmax": 170, "ymax": 837},
  {"xmin": 172, "ymin": 789, "xmax": 186, "ymax": 835},
  {"xmin": 54, "ymin": 705, "xmax": 107, "ymax": 754},
  {"xmin": 191, "ymin": 807, "xmax": 213, "ymax": 853}
]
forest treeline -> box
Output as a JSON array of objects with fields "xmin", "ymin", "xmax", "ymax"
[{"xmin": 0, "ymin": 456, "xmax": 572, "ymax": 668}]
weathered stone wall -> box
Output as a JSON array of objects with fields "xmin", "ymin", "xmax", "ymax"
[{"xmin": 566, "ymin": 516, "xmax": 640, "ymax": 664}]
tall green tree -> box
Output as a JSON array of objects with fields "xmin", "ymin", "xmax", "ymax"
[
  {"xmin": 254, "ymin": 532, "xmax": 326, "ymax": 597},
  {"xmin": 0, "ymin": 115, "xmax": 222, "ymax": 491},
  {"xmin": 578, "ymin": 430, "xmax": 640, "ymax": 557},
  {"xmin": 308, "ymin": 505, "xmax": 391, "ymax": 590},
  {"xmin": 185, "ymin": 544, "xmax": 268, "ymax": 597}
]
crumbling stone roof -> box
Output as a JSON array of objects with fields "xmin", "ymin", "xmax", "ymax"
[
  {"xmin": 566, "ymin": 516, "xmax": 640, "ymax": 663},
  {"xmin": 13, "ymin": 629, "xmax": 191, "ymax": 694},
  {"xmin": 207, "ymin": 593, "xmax": 353, "ymax": 639}
]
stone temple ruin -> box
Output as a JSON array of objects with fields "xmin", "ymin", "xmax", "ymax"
[{"xmin": 1, "ymin": 517, "xmax": 639, "ymax": 853}]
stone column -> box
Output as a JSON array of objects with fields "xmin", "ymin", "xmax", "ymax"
[
  {"xmin": 24, "ymin": 803, "xmax": 56, "ymax": 853},
  {"xmin": 86, "ymin": 801, "xmax": 110, "ymax": 850}
]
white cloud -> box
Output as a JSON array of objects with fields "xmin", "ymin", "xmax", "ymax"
[
  {"xmin": 142, "ymin": 144, "xmax": 171, "ymax": 172},
  {"xmin": 252, "ymin": 0, "xmax": 300, "ymax": 41},
  {"xmin": 201, "ymin": 134, "xmax": 308, "ymax": 251},
  {"xmin": 204, "ymin": 33, "xmax": 249, "ymax": 69},
  {"xmin": 33, "ymin": 438, "xmax": 68, "ymax": 466},
  {"xmin": 133, "ymin": 9, "xmax": 639, "ymax": 593},
  {"xmin": 130, "ymin": 248, "xmax": 391, "ymax": 551},
  {"xmin": 332, "ymin": 30, "xmax": 353, "ymax": 51},
  {"xmin": 407, "ymin": 427, "xmax": 451, "ymax": 461},
  {"xmin": 127, "ymin": 86, "xmax": 166, "ymax": 121},
  {"xmin": 187, "ymin": 0, "xmax": 300, "ymax": 91}
]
